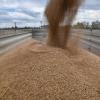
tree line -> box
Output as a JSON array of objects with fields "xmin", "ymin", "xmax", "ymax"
[{"xmin": 73, "ymin": 20, "xmax": 100, "ymax": 30}]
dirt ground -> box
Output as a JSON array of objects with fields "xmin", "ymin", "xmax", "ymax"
[{"xmin": 0, "ymin": 39, "xmax": 100, "ymax": 100}]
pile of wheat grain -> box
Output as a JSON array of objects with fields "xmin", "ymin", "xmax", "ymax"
[{"xmin": 0, "ymin": 39, "xmax": 100, "ymax": 100}]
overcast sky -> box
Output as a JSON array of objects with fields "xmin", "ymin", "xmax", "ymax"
[{"xmin": 0, "ymin": 0, "xmax": 100, "ymax": 28}]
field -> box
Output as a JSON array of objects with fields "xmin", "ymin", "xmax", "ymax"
[{"xmin": 0, "ymin": 29, "xmax": 32, "ymax": 38}]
